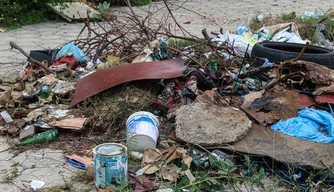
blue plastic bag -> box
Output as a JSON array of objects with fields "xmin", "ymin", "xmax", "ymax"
[
  {"xmin": 271, "ymin": 107, "xmax": 334, "ymax": 143},
  {"xmin": 56, "ymin": 43, "xmax": 88, "ymax": 63}
]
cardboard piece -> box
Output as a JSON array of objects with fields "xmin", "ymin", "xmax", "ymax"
[{"xmin": 49, "ymin": 118, "xmax": 87, "ymax": 130}]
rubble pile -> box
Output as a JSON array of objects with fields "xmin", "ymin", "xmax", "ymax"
[{"xmin": 1, "ymin": 3, "xmax": 334, "ymax": 191}]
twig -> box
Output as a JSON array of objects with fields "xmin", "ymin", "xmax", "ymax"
[
  {"xmin": 9, "ymin": 41, "xmax": 53, "ymax": 74},
  {"xmin": 92, "ymin": 35, "xmax": 124, "ymax": 64},
  {"xmin": 124, "ymin": 0, "xmax": 151, "ymax": 42},
  {"xmin": 162, "ymin": 0, "xmax": 196, "ymax": 38}
]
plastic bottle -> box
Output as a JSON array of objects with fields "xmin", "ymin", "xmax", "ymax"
[
  {"xmin": 209, "ymin": 60, "xmax": 218, "ymax": 71},
  {"xmin": 20, "ymin": 129, "xmax": 59, "ymax": 146},
  {"xmin": 256, "ymin": 32, "xmax": 273, "ymax": 41},
  {"xmin": 39, "ymin": 85, "xmax": 50, "ymax": 99}
]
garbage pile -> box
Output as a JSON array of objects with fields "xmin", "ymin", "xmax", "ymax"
[{"xmin": 1, "ymin": 6, "xmax": 334, "ymax": 192}]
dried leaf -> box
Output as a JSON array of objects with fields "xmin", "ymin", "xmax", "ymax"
[
  {"xmin": 142, "ymin": 148, "xmax": 162, "ymax": 164},
  {"xmin": 24, "ymin": 82, "xmax": 35, "ymax": 94},
  {"xmin": 158, "ymin": 165, "xmax": 180, "ymax": 182},
  {"xmin": 0, "ymin": 90, "xmax": 15, "ymax": 108},
  {"xmin": 11, "ymin": 91, "xmax": 23, "ymax": 102},
  {"xmin": 14, "ymin": 82, "xmax": 25, "ymax": 91}
]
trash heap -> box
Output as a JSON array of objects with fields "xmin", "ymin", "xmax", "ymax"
[{"xmin": 1, "ymin": 7, "xmax": 334, "ymax": 192}]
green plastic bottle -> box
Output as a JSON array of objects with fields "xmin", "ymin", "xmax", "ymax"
[
  {"xmin": 39, "ymin": 85, "xmax": 50, "ymax": 99},
  {"xmin": 209, "ymin": 60, "xmax": 218, "ymax": 71},
  {"xmin": 20, "ymin": 129, "xmax": 59, "ymax": 146}
]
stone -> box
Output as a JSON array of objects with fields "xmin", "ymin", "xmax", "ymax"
[{"xmin": 175, "ymin": 103, "xmax": 252, "ymax": 146}]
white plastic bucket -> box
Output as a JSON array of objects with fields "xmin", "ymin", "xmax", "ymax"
[{"xmin": 126, "ymin": 111, "xmax": 159, "ymax": 152}]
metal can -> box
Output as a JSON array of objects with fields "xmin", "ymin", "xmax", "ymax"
[
  {"xmin": 191, "ymin": 149, "xmax": 210, "ymax": 169},
  {"xmin": 126, "ymin": 111, "xmax": 159, "ymax": 152},
  {"xmin": 94, "ymin": 143, "xmax": 128, "ymax": 189}
]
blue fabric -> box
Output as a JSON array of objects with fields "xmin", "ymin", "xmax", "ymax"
[
  {"xmin": 56, "ymin": 43, "xmax": 88, "ymax": 62},
  {"xmin": 271, "ymin": 107, "xmax": 334, "ymax": 143}
]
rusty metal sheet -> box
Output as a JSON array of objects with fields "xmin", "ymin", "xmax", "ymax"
[
  {"xmin": 316, "ymin": 93, "xmax": 334, "ymax": 104},
  {"xmin": 71, "ymin": 59, "xmax": 186, "ymax": 106},
  {"xmin": 241, "ymin": 90, "xmax": 303, "ymax": 126},
  {"xmin": 220, "ymin": 124, "xmax": 334, "ymax": 169}
]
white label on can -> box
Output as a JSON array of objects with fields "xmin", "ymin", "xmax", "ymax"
[{"xmin": 127, "ymin": 115, "xmax": 158, "ymax": 143}]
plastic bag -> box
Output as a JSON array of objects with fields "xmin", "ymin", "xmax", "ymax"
[
  {"xmin": 56, "ymin": 43, "xmax": 88, "ymax": 63},
  {"xmin": 212, "ymin": 32, "xmax": 254, "ymax": 57},
  {"xmin": 271, "ymin": 107, "xmax": 334, "ymax": 143}
]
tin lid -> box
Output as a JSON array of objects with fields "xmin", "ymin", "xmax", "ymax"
[{"xmin": 95, "ymin": 143, "xmax": 125, "ymax": 156}]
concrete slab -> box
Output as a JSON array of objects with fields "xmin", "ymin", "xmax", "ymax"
[
  {"xmin": 12, "ymin": 166, "xmax": 77, "ymax": 190},
  {"xmin": 0, "ymin": 184, "xmax": 22, "ymax": 192},
  {"xmin": 47, "ymin": 2, "xmax": 99, "ymax": 22},
  {"xmin": 11, "ymin": 149, "xmax": 74, "ymax": 169},
  {"xmin": 175, "ymin": 103, "xmax": 252, "ymax": 145},
  {"xmin": 0, "ymin": 136, "xmax": 11, "ymax": 152}
]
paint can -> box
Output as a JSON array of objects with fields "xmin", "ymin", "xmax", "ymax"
[
  {"xmin": 126, "ymin": 111, "xmax": 159, "ymax": 152},
  {"xmin": 93, "ymin": 143, "xmax": 127, "ymax": 188}
]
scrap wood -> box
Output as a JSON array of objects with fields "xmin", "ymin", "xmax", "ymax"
[
  {"xmin": 241, "ymin": 90, "xmax": 302, "ymax": 126},
  {"xmin": 63, "ymin": 153, "xmax": 93, "ymax": 166},
  {"xmin": 64, "ymin": 148, "xmax": 93, "ymax": 167},
  {"xmin": 220, "ymin": 123, "xmax": 334, "ymax": 169},
  {"xmin": 70, "ymin": 59, "xmax": 186, "ymax": 106},
  {"xmin": 195, "ymin": 89, "xmax": 229, "ymax": 106}
]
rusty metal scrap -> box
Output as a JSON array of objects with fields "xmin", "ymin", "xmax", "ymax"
[
  {"xmin": 71, "ymin": 59, "xmax": 186, "ymax": 106},
  {"xmin": 241, "ymin": 90, "xmax": 303, "ymax": 126},
  {"xmin": 280, "ymin": 60, "xmax": 334, "ymax": 93}
]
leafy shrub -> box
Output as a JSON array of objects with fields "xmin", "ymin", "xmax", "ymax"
[
  {"xmin": 0, "ymin": 0, "xmax": 69, "ymax": 30},
  {"xmin": 0, "ymin": 0, "xmax": 47, "ymax": 30},
  {"xmin": 0, "ymin": 0, "xmax": 153, "ymax": 30}
]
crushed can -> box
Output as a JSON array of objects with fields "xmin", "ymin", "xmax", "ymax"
[{"xmin": 192, "ymin": 149, "xmax": 229, "ymax": 169}]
